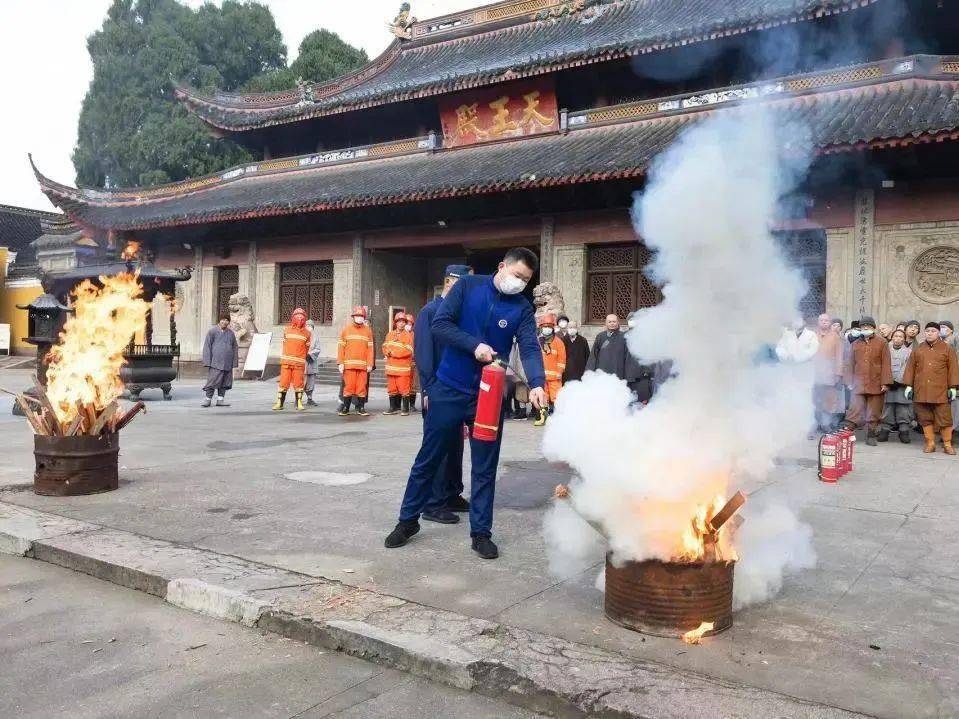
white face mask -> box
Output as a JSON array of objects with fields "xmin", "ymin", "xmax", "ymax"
[
  {"xmin": 353, "ymin": 316, "xmax": 364, "ymax": 325},
  {"xmin": 558, "ymin": 320, "xmax": 568, "ymax": 329},
  {"xmin": 568, "ymin": 328, "xmax": 578, "ymax": 337},
  {"xmin": 542, "ymin": 327, "xmax": 554, "ymax": 336},
  {"xmin": 498, "ymin": 273, "xmax": 527, "ymax": 295},
  {"xmin": 861, "ymin": 329, "xmax": 875, "ymax": 337},
  {"xmin": 404, "ymin": 323, "xmax": 412, "ymax": 331}
]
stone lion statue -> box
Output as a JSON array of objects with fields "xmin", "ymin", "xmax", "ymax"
[
  {"xmin": 532, "ymin": 282, "xmax": 565, "ymax": 321},
  {"xmin": 228, "ymin": 293, "xmax": 258, "ymax": 375}
]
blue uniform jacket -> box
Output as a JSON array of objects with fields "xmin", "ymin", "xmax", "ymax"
[
  {"xmin": 433, "ymin": 274, "xmax": 545, "ymax": 396},
  {"xmin": 414, "ymin": 296, "xmax": 444, "ymax": 391}
]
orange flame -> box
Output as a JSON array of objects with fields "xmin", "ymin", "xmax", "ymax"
[
  {"xmin": 681, "ymin": 621, "xmax": 714, "ymax": 644},
  {"xmin": 677, "ymin": 495, "xmax": 738, "ymax": 563},
  {"xmin": 120, "ymin": 240, "xmax": 141, "ymax": 261},
  {"xmin": 45, "ymin": 273, "xmax": 149, "ymax": 424}
]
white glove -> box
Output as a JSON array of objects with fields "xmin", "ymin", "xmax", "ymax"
[
  {"xmin": 904, "ymin": 386, "xmax": 913, "ymax": 400},
  {"xmin": 949, "ymin": 388, "xmax": 957, "ymax": 402},
  {"xmin": 367, "ymin": 366, "xmax": 373, "ymax": 373},
  {"xmin": 337, "ymin": 364, "xmax": 344, "ymax": 374}
]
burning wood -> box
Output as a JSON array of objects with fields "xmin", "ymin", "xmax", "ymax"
[
  {"xmin": 681, "ymin": 621, "xmax": 714, "ymax": 644},
  {"xmin": 7, "ymin": 383, "xmax": 144, "ymax": 437}
]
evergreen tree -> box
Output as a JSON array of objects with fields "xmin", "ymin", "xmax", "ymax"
[{"xmin": 72, "ymin": 0, "xmax": 289, "ymax": 188}]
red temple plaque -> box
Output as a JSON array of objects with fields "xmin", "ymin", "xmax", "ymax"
[{"xmin": 439, "ymin": 78, "xmax": 559, "ymax": 148}]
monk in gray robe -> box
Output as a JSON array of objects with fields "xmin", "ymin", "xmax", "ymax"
[{"xmin": 202, "ymin": 316, "xmax": 239, "ymax": 407}]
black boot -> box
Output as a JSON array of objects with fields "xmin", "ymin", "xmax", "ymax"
[
  {"xmin": 383, "ymin": 395, "xmax": 400, "ymax": 415},
  {"xmin": 385, "ymin": 520, "xmax": 420, "ymax": 548},
  {"xmin": 356, "ymin": 399, "xmax": 369, "ymax": 416},
  {"xmin": 899, "ymin": 429, "xmax": 912, "ymax": 443},
  {"xmin": 338, "ymin": 397, "xmax": 352, "ymax": 416},
  {"xmin": 422, "ymin": 509, "xmax": 459, "ymax": 524},
  {"xmin": 877, "ymin": 429, "xmax": 890, "ymax": 442},
  {"xmin": 447, "ymin": 495, "xmax": 470, "ymax": 513},
  {"xmin": 409, "ymin": 394, "xmax": 417, "ymax": 411},
  {"xmin": 400, "ymin": 396, "xmax": 410, "ymax": 416},
  {"xmin": 866, "ymin": 431, "xmax": 878, "ymax": 446},
  {"xmin": 471, "ymin": 535, "xmax": 499, "ymax": 559},
  {"xmin": 306, "ymin": 392, "xmax": 318, "ymax": 407}
]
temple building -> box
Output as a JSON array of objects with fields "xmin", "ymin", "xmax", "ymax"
[{"xmin": 32, "ymin": 0, "xmax": 959, "ymax": 366}]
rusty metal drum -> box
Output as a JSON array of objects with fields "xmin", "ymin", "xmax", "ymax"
[
  {"xmin": 34, "ymin": 432, "xmax": 119, "ymax": 496},
  {"xmin": 604, "ymin": 554, "xmax": 735, "ymax": 637}
]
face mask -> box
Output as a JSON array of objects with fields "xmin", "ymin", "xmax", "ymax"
[
  {"xmin": 498, "ymin": 273, "xmax": 527, "ymax": 295},
  {"xmin": 542, "ymin": 327, "xmax": 554, "ymax": 336},
  {"xmin": 850, "ymin": 330, "xmax": 862, "ymax": 338},
  {"xmin": 569, "ymin": 328, "xmax": 578, "ymax": 337},
  {"xmin": 861, "ymin": 329, "xmax": 874, "ymax": 337},
  {"xmin": 353, "ymin": 317, "xmax": 364, "ymax": 325},
  {"xmin": 941, "ymin": 329, "xmax": 950, "ymax": 339},
  {"xmin": 405, "ymin": 323, "xmax": 412, "ymax": 331},
  {"xmin": 558, "ymin": 320, "xmax": 568, "ymax": 329}
]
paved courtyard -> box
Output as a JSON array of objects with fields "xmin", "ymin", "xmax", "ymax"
[{"xmin": 1, "ymin": 368, "xmax": 956, "ymax": 718}]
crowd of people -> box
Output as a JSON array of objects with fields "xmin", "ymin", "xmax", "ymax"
[{"xmin": 778, "ymin": 314, "xmax": 959, "ymax": 453}]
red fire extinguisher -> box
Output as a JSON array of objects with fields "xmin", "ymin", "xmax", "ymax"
[
  {"xmin": 473, "ymin": 360, "xmax": 507, "ymax": 442},
  {"xmin": 818, "ymin": 433, "xmax": 840, "ymax": 483},
  {"xmin": 837, "ymin": 428, "xmax": 855, "ymax": 475}
]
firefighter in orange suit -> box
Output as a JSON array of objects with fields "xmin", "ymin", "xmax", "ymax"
[
  {"xmin": 272, "ymin": 307, "xmax": 311, "ymax": 411},
  {"xmin": 337, "ymin": 306, "xmax": 375, "ymax": 416},
  {"xmin": 533, "ymin": 313, "xmax": 566, "ymax": 427},
  {"xmin": 382, "ymin": 313, "xmax": 414, "ymax": 416}
]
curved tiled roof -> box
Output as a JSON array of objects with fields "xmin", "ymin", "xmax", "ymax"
[
  {"xmin": 35, "ymin": 57, "xmax": 959, "ymax": 232},
  {"xmin": 176, "ymin": 0, "xmax": 878, "ymax": 131}
]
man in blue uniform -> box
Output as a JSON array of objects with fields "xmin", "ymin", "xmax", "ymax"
[
  {"xmin": 414, "ymin": 264, "xmax": 473, "ymax": 524},
  {"xmin": 386, "ymin": 248, "xmax": 546, "ymax": 559}
]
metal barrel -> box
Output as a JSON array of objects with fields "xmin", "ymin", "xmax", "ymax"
[
  {"xmin": 604, "ymin": 555, "xmax": 735, "ymax": 637},
  {"xmin": 33, "ymin": 432, "xmax": 120, "ymax": 496}
]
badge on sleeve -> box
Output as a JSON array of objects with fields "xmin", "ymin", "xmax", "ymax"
[{"xmin": 498, "ymin": 319, "xmax": 508, "ymax": 328}]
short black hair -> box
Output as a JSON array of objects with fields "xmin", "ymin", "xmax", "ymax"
[
  {"xmin": 218, "ymin": 314, "xmax": 230, "ymax": 322},
  {"xmin": 503, "ymin": 247, "xmax": 538, "ymax": 273}
]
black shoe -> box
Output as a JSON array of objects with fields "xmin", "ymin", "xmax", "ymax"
[
  {"xmin": 876, "ymin": 429, "xmax": 890, "ymax": 442},
  {"xmin": 423, "ymin": 509, "xmax": 460, "ymax": 524},
  {"xmin": 383, "ymin": 395, "xmax": 400, "ymax": 415},
  {"xmin": 899, "ymin": 430, "xmax": 912, "ymax": 444},
  {"xmin": 385, "ymin": 521, "xmax": 420, "ymax": 548},
  {"xmin": 356, "ymin": 402, "xmax": 370, "ymax": 417},
  {"xmin": 447, "ymin": 495, "xmax": 470, "ymax": 513},
  {"xmin": 306, "ymin": 398, "xmax": 318, "ymax": 407},
  {"xmin": 471, "ymin": 535, "xmax": 498, "ymax": 560},
  {"xmin": 866, "ymin": 433, "xmax": 877, "ymax": 446}
]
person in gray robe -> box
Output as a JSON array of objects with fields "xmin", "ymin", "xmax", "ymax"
[
  {"xmin": 202, "ymin": 316, "xmax": 238, "ymax": 407},
  {"xmin": 586, "ymin": 314, "xmax": 627, "ymax": 379},
  {"xmin": 303, "ymin": 319, "xmax": 322, "ymax": 406},
  {"xmin": 878, "ymin": 328, "xmax": 913, "ymax": 443}
]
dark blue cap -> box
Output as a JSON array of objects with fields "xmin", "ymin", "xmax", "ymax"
[{"xmin": 445, "ymin": 264, "xmax": 473, "ymax": 278}]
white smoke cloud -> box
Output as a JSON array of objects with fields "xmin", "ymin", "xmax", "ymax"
[{"xmin": 542, "ymin": 107, "xmax": 817, "ymax": 608}]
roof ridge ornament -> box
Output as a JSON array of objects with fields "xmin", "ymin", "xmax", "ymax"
[{"xmin": 389, "ymin": 3, "xmax": 415, "ymax": 39}]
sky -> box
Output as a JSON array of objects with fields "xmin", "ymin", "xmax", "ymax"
[{"xmin": 0, "ymin": 0, "xmax": 478, "ymax": 212}]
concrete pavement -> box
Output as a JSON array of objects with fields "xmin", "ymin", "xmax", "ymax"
[
  {"xmin": 0, "ymin": 368, "xmax": 956, "ymax": 718},
  {"xmin": 0, "ymin": 555, "xmax": 543, "ymax": 719}
]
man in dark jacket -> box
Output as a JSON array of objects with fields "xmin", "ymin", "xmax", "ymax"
[
  {"xmin": 386, "ymin": 248, "xmax": 546, "ymax": 560},
  {"xmin": 201, "ymin": 316, "xmax": 238, "ymax": 407},
  {"xmin": 623, "ymin": 311, "xmax": 657, "ymax": 404},
  {"xmin": 413, "ymin": 264, "xmax": 472, "ymax": 522},
  {"xmin": 561, "ymin": 320, "xmax": 590, "ymax": 383},
  {"xmin": 586, "ymin": 314, "xmax": 627, "ymax": 378}
]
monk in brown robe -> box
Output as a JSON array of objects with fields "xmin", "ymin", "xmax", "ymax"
[
  {"xmin": 813, "ymin": 313, "xmax": 844, "ymax": 432},
  {"xmin": 903, "ymin": 322, "xmax": 959, "ymax": 454},
  {"xmin": 843, "ymin": 316, "xmax": 892, "ymax": 446}
]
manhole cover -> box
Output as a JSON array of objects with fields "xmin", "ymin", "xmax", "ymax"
[{"xmin": 283, "ymin": 471, "xmax": 372, "ymax": 486}]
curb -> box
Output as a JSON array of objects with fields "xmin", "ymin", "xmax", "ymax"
[{"xmin": 0, "ymin": 501, "xmax": 868, "ymax": 719}]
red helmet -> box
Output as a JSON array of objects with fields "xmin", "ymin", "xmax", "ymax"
[
  {"xmin": 537, "ymin": 313, "xmax": 557, "ymax": 328},
  {"xmin": 351, "ymin": 306, "xmax": 367, "ymax": 319}
]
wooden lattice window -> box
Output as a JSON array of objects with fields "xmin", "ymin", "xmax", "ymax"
[
  {"xmin": 586, "ymin": 243, "xmax": 661, "ymax": 323},
  {"xmin": 216, "ymin": 266, "xmax": 238, "ymax": 321},
  {"xmin": 278, "ymin": 262, "xmax": 334, "ymax": 325},
  {"xmin": 776, "ymin": 231, "xmax": 827, "ymax": 318}
]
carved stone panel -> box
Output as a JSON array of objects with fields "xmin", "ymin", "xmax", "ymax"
[{"xmin": 909, "ymin": 246, "xmax": 959, "ymax": 304}]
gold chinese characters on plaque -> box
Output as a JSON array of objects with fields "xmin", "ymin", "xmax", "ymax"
[{"xmin": 439, "ymin": 79, "xmax": 559, "ymax": 148}]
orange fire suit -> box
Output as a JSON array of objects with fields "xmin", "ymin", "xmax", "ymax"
[
  {"xmin": 541, "ymin": 334, "xmax": 567, "ymax": 403},
  {"xmin": 278, "ymin": 324, "xmax": 311, "ymax": 391},
  {"xmin": 338, "ymin": 323, "xmax": 374, "ymax": 398},
  {"xmin": 383, "ymin": 329, "xmax": 414, "ymax": 397}
]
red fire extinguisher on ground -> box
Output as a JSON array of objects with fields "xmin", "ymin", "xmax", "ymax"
[
  {"xmin": 818, "ymin": 433, "xmax": 840, "ymax": 483},
  {"xmin": 837, "ymin": 428, "xmax": 855, "ymax": 475},
  {"xmin": 473, "ymin": 359, "xmax": 507, "ymax": 442}
]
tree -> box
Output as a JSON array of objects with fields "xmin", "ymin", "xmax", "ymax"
[
  {"xmin": 241, "ymin": 29, "xmax": 368, "ymax": 91},
  {"xmin": 73, "ymin": 0, "xmax": 287, "ymax": 188}
]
